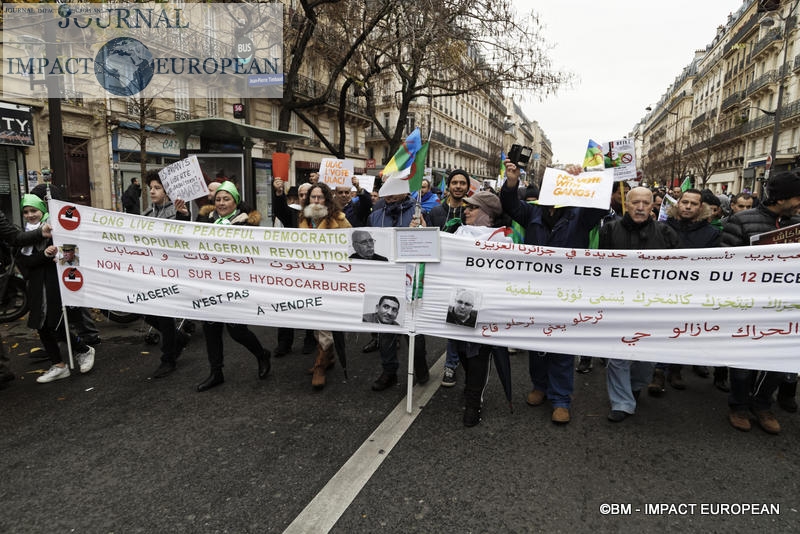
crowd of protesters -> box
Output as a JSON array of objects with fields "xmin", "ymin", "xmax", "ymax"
[{"xmin": 3, "ymin": 162, "xmax": 798, "ymax": 436}]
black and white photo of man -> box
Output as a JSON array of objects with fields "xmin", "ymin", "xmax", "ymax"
[
  {"xmin": 350, "ymin": 230, "xmax": 388, "ymax": 261},
  {"xmin": 362, "ymin": 295, "xmax": 401, "ymax": 325},
  {"xmin": 446, "ymin": 288, "xmax": 478, "ymax": 328}
]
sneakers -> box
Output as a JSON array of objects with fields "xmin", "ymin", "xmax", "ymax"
[
  {"xmin": 752, "ymin": 409, "xmax": 781, "ymax": 434},
  {"xmin": 463, "ymin": 406, "xmax": 481, "ymax": 427},
  {"xmin": 37, "ymin": 365, "xmax": 71, "ymax": 383},
  {"xmin": 77, "ymin": 346, "xmax": 95, "ymax": 374},
  {"xmin": 648, "ymin": 369, "xmax": 666, "ymax": 396},
  {"xmin": 441, "ymin": 367, "xmax": 457, "ymax": 387},
  {"xmin": 371, "ymin": 372, "xmax": 398, "ymax": 391},
  {"xmin": 552, "ymin": 407, "xmax": 570, "ymax": 424},
  {"xmin": 576, "ymin": 357, "xmax": 592, "ymax": 374},
  {"xmin": 526, "ymin": 389, "xmax": 545, "ymax": 406},
  {"xmin": 728, "ymin": 410, "xmax": 751, "ymax": 432}
]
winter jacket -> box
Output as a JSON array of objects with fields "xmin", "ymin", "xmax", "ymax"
[
  {"xmin": 122, "ymin": 183, "xmax": 141, "ymax": 214},
  {"xmin": 721, "ymin": 204, "xmax": 800, "ymax": 247},
  {"xmin": 16, "ymin": 231, "xmax": 61, "ymax": 330},
  {"xmin": 368, "ymin": 196, "xmax": 425, "ymax": 228},
  {"xmin": 199, "ymin": 204, "xmax": 262, "ymax": 227},
  {"xmin": 428, "ymin": 202, "xmax": 465, "ymax": 233},
  {"xmin": 343, "ymin": 189, "xmax": 373, "ymax": 227},
  {"xmin": 299, "ymin": 211, "xmax": 350, "ymax": 230},
  {"xmin": 500, "ymin": 182, "xmax": 607, "ymax": 248},
  {"xmin": 598, "ymin": 213, "xmax": 681, "ymax": 250},
  {"xmin": 665, "ymin": 217, "xmax": 721, "ymax": 248},
  {"xmin": 143, "ymin": 201, "xmax": 190, "ymax": 221}
]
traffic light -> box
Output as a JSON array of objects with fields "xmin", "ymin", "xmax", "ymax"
[{"xmin": 233, "ymin": 103, "xmax": 245, "ymax": 119}]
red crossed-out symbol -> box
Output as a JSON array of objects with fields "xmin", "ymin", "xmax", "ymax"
[
  {"xmin": 62, "ymin": 268, "xmax": 84, "ymax": 292},
  {"xmin": 57, "ymin": 205, "xmax": 81, "ymax": 231}
]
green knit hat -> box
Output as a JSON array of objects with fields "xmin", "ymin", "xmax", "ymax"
[
  {"xmin": 215, "ymin": 181, "xmax": 240, "ymax": 204},
  {"xmin": 21, "ymin": 194, "xmax": 48, "ymax": 217}
]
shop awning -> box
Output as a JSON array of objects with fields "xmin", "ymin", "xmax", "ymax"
[
  {"xmin": 160, "ymin": 118, "xmax": 306, "ymax": 144},
  {"xmin": 706, "ymin": 170, "xmax": 737, "ymax": 185}
]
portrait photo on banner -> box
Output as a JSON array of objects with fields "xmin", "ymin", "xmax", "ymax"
[
  {"xmin": 446, "ymin": 287, "xmax": 480, "ymax": 328},
  {"xmin": 350, "ymin": 229, "xmax": 390, "ymax": 261},
  {"xmin": 362, "ymin": 294, "xmax": 403, "ymax": 325}
]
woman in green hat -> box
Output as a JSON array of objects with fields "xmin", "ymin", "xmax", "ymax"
[
  {"xmin": 195, "ymin": 182, "xmax": 271, "ymax": 392},
  {"xmin": 16, "ymin": 193, "xmax": 95, "ymax": 383}
]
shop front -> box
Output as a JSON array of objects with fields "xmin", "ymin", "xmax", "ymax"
[{"xmin": 0, "ymin": 102, "xmax": 35, "ymax": 224}]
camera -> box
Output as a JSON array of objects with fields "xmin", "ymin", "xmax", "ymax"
[{"xmin": 508, "ymin": 144, "xmax": 532, "ymax": 168}]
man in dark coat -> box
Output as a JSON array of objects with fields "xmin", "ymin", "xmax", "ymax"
[
  {"xmin": 501, "ymin": 161, "xmax": 607, "ymax": 425},
  {"xmin": 721, "ymin": 171, "xmax": 800, "ymax": 435},
  {"xmin": 599, "ymin": 187, "xmax": 681, "ymax": 423},
  {"xmin": 122, "ymin": 177, "xmax": 141, "ymax": 214}
]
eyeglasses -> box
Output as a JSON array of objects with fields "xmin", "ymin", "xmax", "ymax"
[
  {"xmin": 355, "ymin": 238, "xmax": 374, "ymax": 245},
  {"xmin": 464, "ymin": 205, "xmax": 479, "ymax": 211}
]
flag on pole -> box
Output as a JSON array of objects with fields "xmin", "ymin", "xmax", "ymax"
[
  {"xmin": 680, "ymin": 176, "xmax": 692, "ymax": 192},
  {"xmin": 382, "ymin": 128, "xmax": 422, "ymax": 176},
  {"xmin": 407, "ymin": 141, "xmax": 429, "ymax": 192},
  {"xmin": 583, "ymin": 139, "xmax": 605, "ymax": 171}
]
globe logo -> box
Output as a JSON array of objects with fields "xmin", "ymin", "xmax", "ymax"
[{"xmin": 94, "ymin": 37, "xmax": 155, "ymax": 97}]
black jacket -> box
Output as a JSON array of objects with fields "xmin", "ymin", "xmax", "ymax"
[
  {"xmin": 599, "ymin": 213, "xmax": 681, "ymax": 250},
  {"xmin": 666, "ymin": 218, "xmax": 721, "ymax": 248},
  {"xmin": 721, "ymin": 204, "xmax": 800, "ymax": 247},
  {"xmin": 122, "ymin": 183, "xmax": 141, "ymax": 214}
]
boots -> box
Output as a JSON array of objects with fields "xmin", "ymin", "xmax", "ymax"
[
  {"xmin": 311, "ymin": 345, "xmax": 334, "ymax": 389},
  {"xmin": 668, "ymin": 365, "xmax": 686, "ymax": 390},
  {"xmin": 777, "ymin": 379, "xmax": 798, "ymax": 413},
  {"xmin": 306, "ymin": 347, "xmax": 335, "ymax": 375},
  {"xmin": 648, "ymin": 368, "xmax": 666, "ymax": 397},
  {"xmin": 257, "ymin": 348, "xmax": 271, "ymax": 379},
  {"xmin": 196, "ymin": 369, "xmax": 224, "ymax": 392}
]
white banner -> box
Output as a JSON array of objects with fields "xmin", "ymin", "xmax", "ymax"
[
  {"xmin": 415, "ymin": 234, "xmax": 800, "ymax": 373},
  {"xmin": 49, "ymin": 201, "xmax": 800, "ymax": 372},
  {"xmin": 49, "ymin": 201, "xmax": 408, "ymax": 334}
]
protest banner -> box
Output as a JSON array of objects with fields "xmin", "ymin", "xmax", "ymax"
[
  {"xmin": 157, "ymin": 155, "xmax": 209, "ymax": 202},
  {"xmin": 49, "ymin": 201, "xmax": 800, "ymax": 372},
  {"xmin": 355, "ymin": 174, "xmax": 377, "ymax": 196},
  {"xmin": 537, "ymin": 167, "xmax": 614, "ymax": 209},
  {"xmin": 319, "ymin": 158, "xmax": 354, "ymax": 188},
  {"xmin": 49, "ymin": 201, "xmax": 407, "ymax": 334},
  {"xmin": 414, "ymin": 234, "xmax": 800, "ymax": 373}
]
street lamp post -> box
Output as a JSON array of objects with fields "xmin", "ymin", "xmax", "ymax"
[{"xmin": 764, "ymin": 0, "xmax": 800, "ymax": 183}]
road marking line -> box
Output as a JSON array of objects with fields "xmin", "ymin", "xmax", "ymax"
[{"xmin": 283, "ymin": 353, "xmax": 445, "ymax": 534}]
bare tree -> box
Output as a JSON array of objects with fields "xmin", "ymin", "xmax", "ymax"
[{"xmin": 686, "ymin": 121, "xmax": 721, "ymax": 189}]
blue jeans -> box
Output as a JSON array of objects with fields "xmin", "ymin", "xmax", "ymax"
[
  {"xmin": 528, "ymin": 351, "xmax": 574, "ymax": 408},
  {"xmin": 606, "ymin": 359, "xmax": 654, "ymax": 413},
  {"xmin": 444, "ymin": 339, "xmax": 459, "ymax": 370}
]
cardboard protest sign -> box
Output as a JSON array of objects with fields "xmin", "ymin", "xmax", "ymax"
[
  {"xmin": 320, "ymin": 158, "xmax": 354, "ymax": 188},
  {"xmin": 158, "ymin": 155, "xmax": 209, "ymax": 202},
  {"xmin": 538, "ymin": 167, "xmax": 614, "ymax": 209}
]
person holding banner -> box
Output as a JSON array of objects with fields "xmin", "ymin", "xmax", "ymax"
[
  {"xmin": 141, "ymin": 170, "xmax": 191, "ymax": 379},
  {"xmin": 271, "ymin": 179, "xmax": 318, "ymax": 357},
  {"xmin": 16, "ymin": 194, "xmax": 96, "ymax": 383},
  {"xmin": 366, "ymin": 192, "xmax": 430, "ymax": 391},
  {"xmin": 196, "ymin": 182, "xmax": 271, "ymax": 392},
  {"xmin": 501, "ymin": 160, "xmax": 608, "ymax": 425},
  {"xmin": 428, "ymin": 170, "xmax": 469, "ymax": 232},
  {"xmin": 599, "ymin": 187, "xmax": 681, "ymax": 423},
  {"xmin": 0, "ymin": 209, "xmax": 53, "ymax": 388},
  {"xmin": 300, "ymin": 183, "xmax": 351, "ymax": 389},
  {"xmin": 721, "ymin": 171, "xmax": 800, "ymax": 434}
]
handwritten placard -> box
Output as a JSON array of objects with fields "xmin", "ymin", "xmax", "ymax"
[
  {"xmin": 320, "ymin": 158, "xmax": 354, "ymax": 187},
  {"xmin": 158, "ymin": 155, "xmax": 209, "ymax": 202},
  {"xmin": 538, "ymin": 167, "xmax": 614, "ymax": 209}
]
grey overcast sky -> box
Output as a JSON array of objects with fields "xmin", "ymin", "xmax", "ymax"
[{"xmin": 517, "ymin": 0, "xmax": 749, "ymax": 164}]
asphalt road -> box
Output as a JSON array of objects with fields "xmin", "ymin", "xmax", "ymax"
[{"xmin": 1, "ymin": 315, "xmax": 798, "ymax": 533}]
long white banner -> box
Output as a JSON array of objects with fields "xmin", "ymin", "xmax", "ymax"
[{"xmin": 50, "ymin": 201, "xmax": 800, "ymax": 372}]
